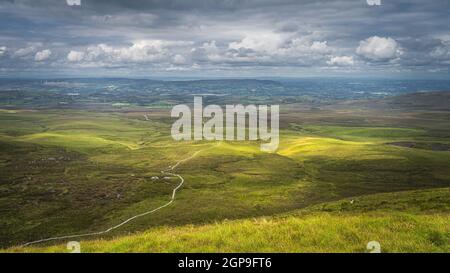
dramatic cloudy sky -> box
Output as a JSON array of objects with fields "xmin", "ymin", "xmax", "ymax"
[{"xmin": 0, "ymin": 0, "xmax": 449, "ymax": 78}]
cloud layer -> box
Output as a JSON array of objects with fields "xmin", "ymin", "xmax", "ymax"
[{"xmin": 0, "ymin": 0, "xmax": 449, "ymax": 77}]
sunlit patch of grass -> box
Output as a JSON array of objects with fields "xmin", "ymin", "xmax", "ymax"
[
  {"xmin": 291, "ymin": 125, "xmax": 426, "ymax": 141},
  {"xmin": 278, "ymin": 137, "xmax": 374, "ymax": 159},
  {"xmin": 18, "ymin": 132, "xmax": 140, "ymax": 151},
  {"xmin": 0, "ymin": 109, "xmax": 18, "ymax": 114}
]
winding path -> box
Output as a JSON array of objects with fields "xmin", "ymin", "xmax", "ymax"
[{"xmin": 21, "ymin": 143, "xmax": 218, "ymax": 247}]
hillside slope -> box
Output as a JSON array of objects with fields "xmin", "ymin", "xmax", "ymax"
[{"xmin": 6, "ymin": 188, "xmax": 450, "ymax": 253}]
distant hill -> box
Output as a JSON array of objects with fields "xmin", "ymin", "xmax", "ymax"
[
  {"xmin": 343, "ymin": 91, "xmax": 450, "ymax": 111},
  {"xmin": 381, "ymin": 91, "xmax": 450, "ymax": 111}
]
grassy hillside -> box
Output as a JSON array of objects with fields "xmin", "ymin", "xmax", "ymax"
[
  {"xmin": 6, "ymin": 188, "xmax": 449, "ymax": 253},
  {"xmin": 1, "ymin": 107, "xmax": 450, "ymax": 248}
]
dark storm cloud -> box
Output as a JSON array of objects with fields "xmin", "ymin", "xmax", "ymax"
[{"xmin": 0, "ymin": 0, "xmax": 449, "ymax": 77}]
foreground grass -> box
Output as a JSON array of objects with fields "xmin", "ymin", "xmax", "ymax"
[
  {"xmin": 6, "ymin": 189, "xmax": 450, "ymax": 253},
  {"xmin": 7, "ymin": 213, "xmax": 449, "ymax": 253}
]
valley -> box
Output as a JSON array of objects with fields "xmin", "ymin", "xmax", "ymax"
[{"xmin": 0, "ymin": 81, "xmax": 449, "ymax": 252}]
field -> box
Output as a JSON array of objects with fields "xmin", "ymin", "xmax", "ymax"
[{"xmin": 0, "ymin": 84, "xmax": 449, "ymax": 252}]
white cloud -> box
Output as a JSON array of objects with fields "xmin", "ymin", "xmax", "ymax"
[
  {"xmin": 201, "ymin": 41, "xmax": 220, "ymax": 55},
  {"xmin": 197, "ymin": 33, "xmax": 335, "ymax": 66},
  {"xmin": 66, "ymin": 40, "xmax": 186, "ymax": 64},
  {"xmin": 327, "ymin": 55, "xmax": 354, "ymax": 66},
  {"xmin": 0, "ymin": 47, "xmax": 6, "ymax": 57},
  {"xmin": 229, "ymin": 33, "xmax": 284, "ymax": 52},
  {"xmin": 430, "ymin": 40, "xmax": 450, "ymax": 63},
  {"xmin": 67, "ymin": 50, "xmax": 85, "ymax": 62},
  {"xmin": 192, "ymin": 41, "xmax": 223, "ymax": 62},
  {"xmin": 227, "ymin": 33, "xmax": 331, "ymax": 56},
  {"xmin": 14, "ymin": 46, "xmax": 38, "ymax": 58},
  {"xmin": 66, "ymin": 0, "xmax": 81, "ymax": 6},
  {"xmin": 356, "ymin": 36, "xmax": 402, "ymax": 61},
  {"xmin": 34, "ymin": 49, "xmax": 52, "ymax": 61},
  {"xmin": 172, "ymin": 54, "xmax": 186, "ymax": 64},
  {"xmin": 310, "ymin": 41, "xmax": 331, "ymax": 54},
  {"xmin": 111, "ymin": 40, "xmax": 167, "ymax": 62}
]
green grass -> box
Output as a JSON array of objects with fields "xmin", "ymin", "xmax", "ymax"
[
  {"xmin": 6, "ymin": 188, "xmax": 449, "ymax": 253},
  {"xmin": 1, "ymin": 109, "xmax": 450, "ymax": 251},
  {"xmin": 293, "ymin": 125, "xmax": 426, "ymax": 139}
]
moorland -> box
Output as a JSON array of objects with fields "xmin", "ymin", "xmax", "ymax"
[{"xmin": 0, "ymin": 78, "xmax": 449, "ymax": 252}]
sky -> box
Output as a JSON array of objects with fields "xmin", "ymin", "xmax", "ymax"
[{"xmin": 0, "ymin": 0, "xmax": 449, "ymax": 78}]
